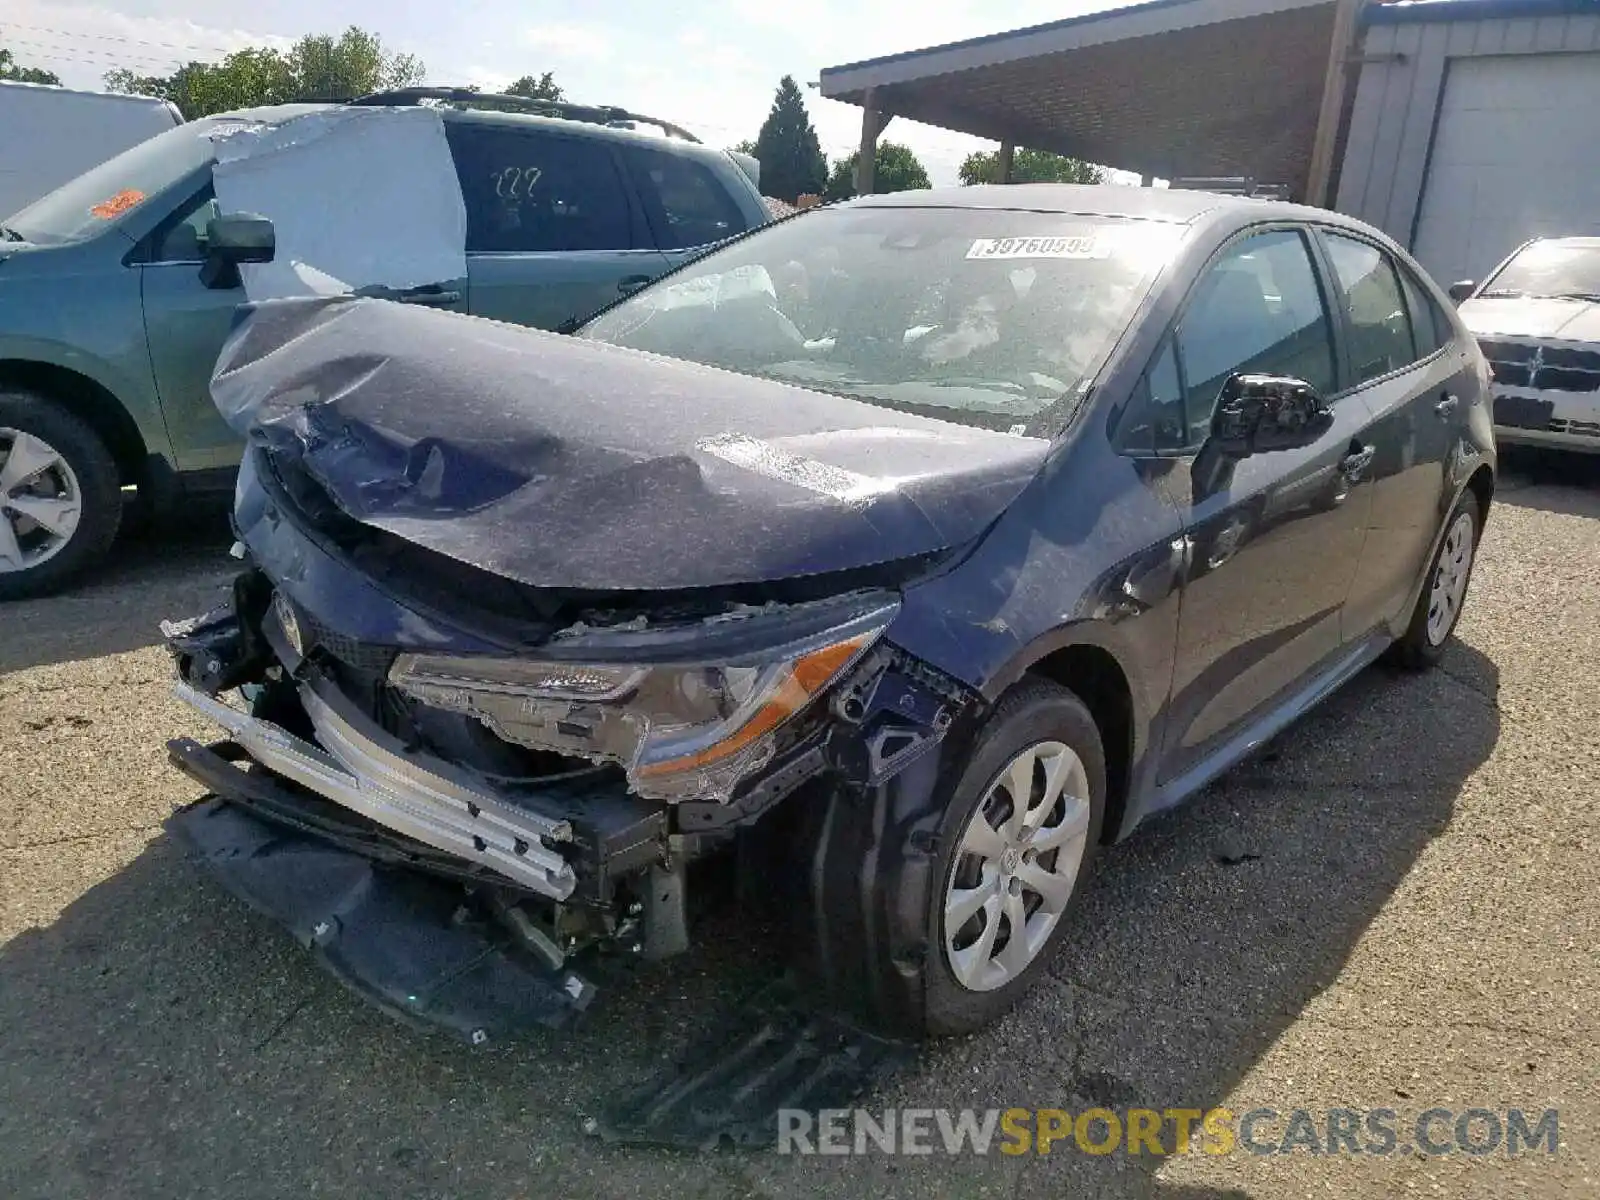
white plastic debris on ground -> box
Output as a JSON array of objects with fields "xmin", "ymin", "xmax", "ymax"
[{"xmin": 210, "ymin": 107, "xmax": 468, "ymax": 301}]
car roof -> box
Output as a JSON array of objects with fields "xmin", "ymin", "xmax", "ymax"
[
  {"xmin": 212, "ymin": 100, "xmax": 726, "ymax": 161},
  {"xmin": 843, "ymin": 184, "xmax": 1363, "ymax": 229},
  {"xmin": 1526, "ymin": 235, "xmax": 1600, "ymax": 250}
]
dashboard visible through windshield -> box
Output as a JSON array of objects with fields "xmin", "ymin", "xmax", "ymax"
[{"xmin": 579, "ymin": 206, "xmax": 1185, "ymax": 435}]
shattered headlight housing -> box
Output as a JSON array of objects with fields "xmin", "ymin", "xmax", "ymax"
[{"xmin": 388, "ymin": 597, "xmax": 898, "ymax": 802}]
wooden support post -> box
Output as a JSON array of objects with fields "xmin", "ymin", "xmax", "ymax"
[
  {"xmin": 856, "ymin": 89, "xmax": 893, "ymax": 195},
  {"xmin": 997, "ymin": 142, "xmax": 1015, "ymax": 184},
  {"xmin": 1305, "ymin": 0, "xmax": 1367, "ymax": 207}
]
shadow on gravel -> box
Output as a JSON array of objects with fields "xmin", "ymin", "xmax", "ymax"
[
  {"xmin": 0, "ymin": 645, "xmax": 1499, "ymax": 1200},
  {"xmin": 0, "ymin": 502, "xmax": 234, "ymax": 677},
  {"xmin": 1496, "ymin": 447, "xmax": 1600, "ymax": 518}
]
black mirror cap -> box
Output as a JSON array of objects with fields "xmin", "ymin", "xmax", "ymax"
[
  {"xmin": 1210, "ymin": 373, "xmax": 1333, "ymax": 458},
  {"xmin": 1448, "ymin": 279, "xmax": 1477, "ymax": 303},
  {"xmin": 199, "ymin": 213, "xmax": 275, "ymax": 290}
]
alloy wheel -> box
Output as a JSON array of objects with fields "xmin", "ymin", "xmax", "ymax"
[{"xmin": 0, "ymin": 428, "xmax": 83, "ymax": 575}]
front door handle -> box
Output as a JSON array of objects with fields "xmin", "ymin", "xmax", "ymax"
[
  {"xmin": 617, "ymin": 274, "xmax": 653, "ymax": 295},
  {"xmin": 396, "ymin": 289, "xmax": 462, "ymax": 306},
  {"xmin": 1341, "ymin": 444, "xmax": 1376, "ymax": 479},
  {"xmin": 1434, "ymin": 393, "xmax": 1460, "ymax": 419}
]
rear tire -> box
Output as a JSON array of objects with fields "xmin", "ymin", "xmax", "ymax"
[
  {"xmin": 0, "ymin": 391, "xmax": 123, "ymax": 601},
  {"xmin": 1387, "ymin": 495, "xmax": 1479, "ymax": 669}
]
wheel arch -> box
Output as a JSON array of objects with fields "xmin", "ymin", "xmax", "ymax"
[
  {"xmin": 0, "ymin": 359, "xmax": 151, "ymax": 490},
  {"xmin": 1464, "ymin": 463, "xmax": 1494, "ymax": 533},
  {"xmin": 987, "ymin": 624, "xmax": 1145, "ymax": 847}
]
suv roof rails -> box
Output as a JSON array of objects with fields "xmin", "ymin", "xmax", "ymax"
[{"xmin": 346, "ymin": 87, "xmax": 702, "ymax": 144}]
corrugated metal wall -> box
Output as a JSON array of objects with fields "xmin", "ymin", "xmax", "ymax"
[{"xmin": 1336, "ymin": 10, "xmax": 1600, "ymax": 259}]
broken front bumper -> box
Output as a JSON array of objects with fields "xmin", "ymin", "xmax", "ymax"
[
  {"xmin": 174, "ymin": 677, "xmax": 580, "ymax": 899},
  {"xmin": 166, "ymin": 795, "xmax": 596, "ymax": 1042}
]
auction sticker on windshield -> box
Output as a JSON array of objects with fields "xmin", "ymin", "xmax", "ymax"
[{"xmin": 967, "ymin": 235, "xmax": 1110, "ymax": 261}]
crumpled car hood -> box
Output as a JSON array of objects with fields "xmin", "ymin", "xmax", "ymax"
[
  {"xmin": 1459, "ymin": 296, "xmax": 1600, "ymax": 343},
  {"xmin": 212, "ymin": 295, "xmax": 1052, "ymax": 592}
]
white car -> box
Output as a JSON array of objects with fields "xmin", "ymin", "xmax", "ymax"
[{"xmin": 1454, "ymin": 236, "xmax": 1600, "ymax": 453}]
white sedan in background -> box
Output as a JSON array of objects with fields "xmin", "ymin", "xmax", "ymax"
[{"xmin": 1454, "ymin": 236, "xmax": 1600, "ymax": 453}]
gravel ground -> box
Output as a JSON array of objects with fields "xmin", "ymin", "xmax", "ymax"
[{"xmin": 2, "ymin": 453, "xmax": 1596, "ymax": 1199}]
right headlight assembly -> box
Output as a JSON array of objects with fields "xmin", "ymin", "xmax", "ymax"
[{"xmin": 387, "ymin": 598, "xmax": 899, "ymax": 803}]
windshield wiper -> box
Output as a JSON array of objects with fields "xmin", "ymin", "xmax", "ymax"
[
  {"xmin": 0, "ymin": 226, "xmax": 24, "ymax": 243},
  {"xmin": 1477, "ymin": 289, "xmax": 1524, "ymax": 298},
  {"xmin": 1551, "ymin": 291, "xmax": 1600, "ymax": 303}
]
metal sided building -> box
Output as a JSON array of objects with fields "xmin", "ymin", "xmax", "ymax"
[{"xmin": 819, "ymin": 0, "xmax": 1600, "ymax": 284}]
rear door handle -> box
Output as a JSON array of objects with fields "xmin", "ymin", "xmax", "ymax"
[
  {"xmin": 396, "ymin": 289, "xmax": 462, "ymax": 306},
  {"xmin": 1434, "ymin": 393, "xmax": 1460, "ymax": 419},
  {"xmin": 618, "ymin": 274, "xmax": 653, "ymax": 295},
  {"xmin": 1341, "ymin": 444, "xmax": 1375, "ymax": 479}
]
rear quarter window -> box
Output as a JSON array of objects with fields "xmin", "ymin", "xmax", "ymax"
[{"xmin": 621, "ymin": 146, "xmax": 751, "ymax": 251}]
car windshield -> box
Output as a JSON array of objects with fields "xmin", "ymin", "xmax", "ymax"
[
  {"xmin": 1481, "ymin": 240, "xmax": 1600, "ymax": 300},
  {"xmin": 5, "ymin": 118, "xmax": 231, "ymax": 245},
  {"xmin": 579, "ymin": 206, "xmax": 1184, "ymax": 434}
]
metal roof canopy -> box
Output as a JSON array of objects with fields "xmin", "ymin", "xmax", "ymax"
[{"xmin": 819, "ymin": 0, "xmax": 1346, "ymax": 198}]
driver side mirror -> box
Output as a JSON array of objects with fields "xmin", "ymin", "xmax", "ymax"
[
  {"xmin": 1210, "ymin": 373, "xmax": 1333, "ymax": 459},
  {"xmin": 1447, "ymin": 279, "xmax": 1477, "ymax": 304},
  {"xmin": 199, "ymin": 213, "xmax": 275, "ymax": 290}
]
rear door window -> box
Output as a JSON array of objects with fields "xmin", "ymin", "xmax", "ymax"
[
  {"xmin": 1322, "ymin": 232, "xmax": 1419, "ymax": 381},
  {"xmin": 446, "ymin": 124, "xmax": 634, "ymax": 253},
  {"xmin": 620, "ymin": 146, "xmax": 749, "ymax": 250}
]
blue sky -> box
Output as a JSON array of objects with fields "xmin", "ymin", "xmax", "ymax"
[{"xmin": 5, "ymin": 0, "xmax": 1124, "ymax": 185}]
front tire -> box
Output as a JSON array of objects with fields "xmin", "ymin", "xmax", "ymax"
[
  {"xmin": 0, "ymin": 392, "xmax": 123, "ymax": 602},
  {"xmin": 924, "ymin": 678, "xmax": 1106, "ymax": 1036},
  {"xmin": 1388, "ymin": 496, "xmax": 1479, "ymax": 669}
]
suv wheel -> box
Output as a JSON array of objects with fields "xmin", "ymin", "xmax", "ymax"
[{"xmin": 0, "ymin": 392, "xmax": 122, "ymax": 601}]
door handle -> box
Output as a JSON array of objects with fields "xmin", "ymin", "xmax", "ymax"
[
  {"xmin": 1340, "ymin": 444, "xmax": 1376, "ymax": 479},
  {"xmin": 1434, "ymin": 393, "xmax": 1460, "ymax": 419},
  {"xmin": 617, "ymin": 274, "xmax": 653, "ymax": 295},
  {"xmin": 396, "ymin": 289, "xmax": 462, "ymax": 306}
]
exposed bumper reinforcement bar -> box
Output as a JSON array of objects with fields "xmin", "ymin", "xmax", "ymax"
[{"xmin": 173, "ymin": 679, "xmax": 578, "ymax": 900}]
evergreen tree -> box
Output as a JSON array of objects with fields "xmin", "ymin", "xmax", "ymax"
[{"xmin": 751, "ymin": 76, "xmax": 827, "ymax": 204}]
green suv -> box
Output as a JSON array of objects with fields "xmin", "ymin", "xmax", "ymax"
[{"xmin": 0, "ymin": 89, "xmax": 767, "ymax": 599}]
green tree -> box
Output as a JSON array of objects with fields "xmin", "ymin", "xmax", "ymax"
[
  {"xmin": 287, "ymin": 27, "xmax": 423, "ymax": 100},
  {"xmin": 0, "ymin": 45, "xmax": 61, "ymax": 85},
  {"xmin": 104, "ymin": 26, "xmax": 424, "ymax": 120},
  {"xmin": 505, "ymin": 73, "xmax": 563, "ymax": 100},
  {"xmin": 824, "ymin": 141, "xmax": 930, "ymax": 201},
  {"xmin": 751, "ymin": 76, "xmax": 826, "ymax": 204},
  {"xmin": 958, "ymin": 147, "xmax": 1103, "ymax": 186}
]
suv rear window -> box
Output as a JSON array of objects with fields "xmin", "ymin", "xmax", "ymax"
[
  {"xmin": 446, "ymin": 124, "xmax": 633, "ymax": 253},
  {"xmin": 621, "ymin": 146, "xmax": 748, "ymax": 250}
]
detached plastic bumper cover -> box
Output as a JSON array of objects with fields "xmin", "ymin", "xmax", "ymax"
[
  {"xmin": 172, "ymin": 678, "xmax": 577, "ymax": 900},
  {"xmin": 166, "ymin": 798, "xmax": 595, "ymax": 1042}
]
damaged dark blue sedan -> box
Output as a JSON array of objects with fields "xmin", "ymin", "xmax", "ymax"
[{"xmin": 163, "ymin": 185, "xmax": 1495, "ymax": 1051}]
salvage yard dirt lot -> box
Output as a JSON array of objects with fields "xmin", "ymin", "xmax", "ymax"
[{"xmin": 2, "ymin": 453, "xmax": 1596, "ymax": 1200}]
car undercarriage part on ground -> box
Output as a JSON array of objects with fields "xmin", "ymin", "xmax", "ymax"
[
  {"xmin": 595, "ymin": 979, "xmax": 916, "ymax": 1149},
  {"xmin": 166, "ymin": 796, "xmax": 598, "ymax": 1042}
]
